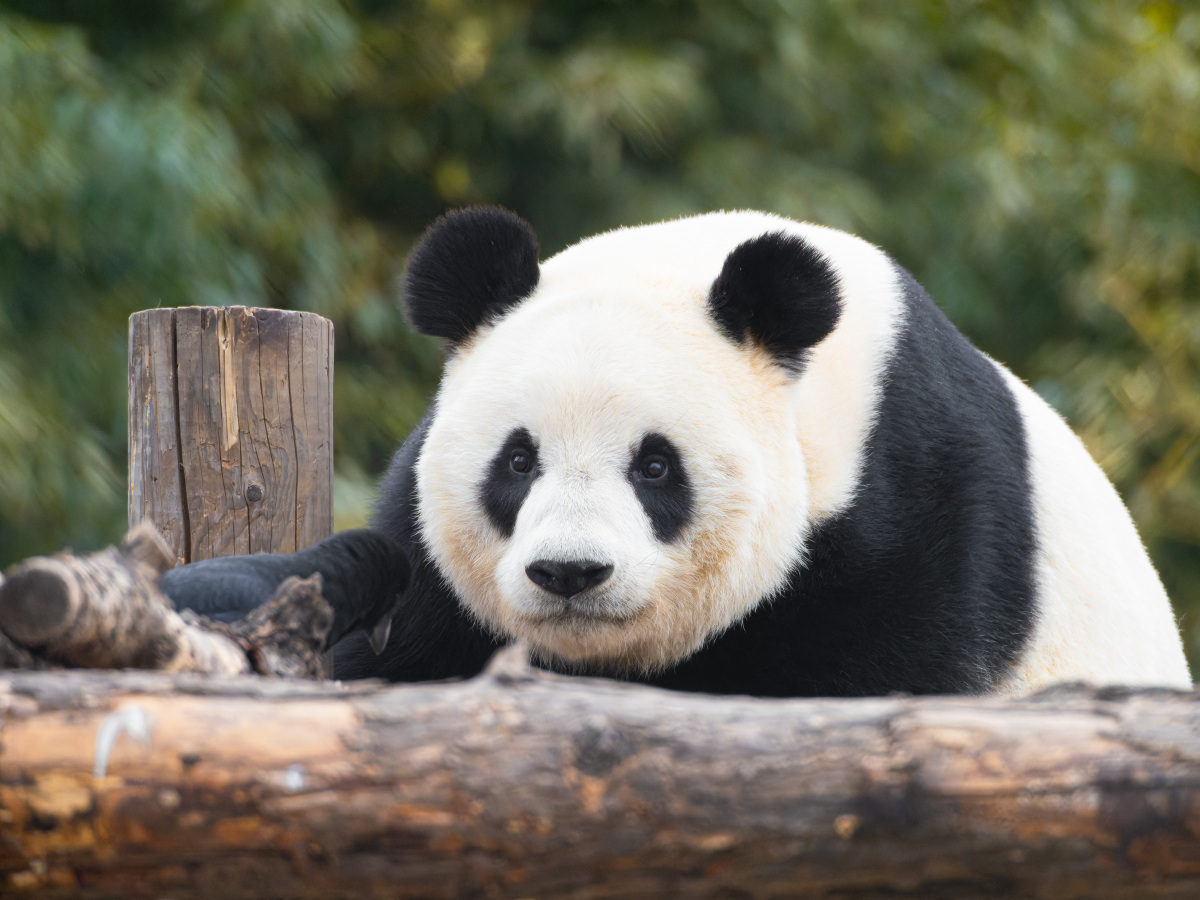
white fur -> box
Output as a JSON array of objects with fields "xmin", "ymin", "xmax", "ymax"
[{"xmin": 990, "ymin": 365, "xmax": 1192, "ymax": 692}]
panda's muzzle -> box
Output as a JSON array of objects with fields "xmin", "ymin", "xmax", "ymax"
[{"xmin": 525, "ymin": 559, "xmax": 614, "ymax": 599}]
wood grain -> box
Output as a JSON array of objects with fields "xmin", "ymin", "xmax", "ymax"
[
  {"xmin": 289, "ymin": 311, "xmax": 334, "ymax": 552},
  {"xmin": 0, "ymin": 524, "xmax": 333, "ymax": 678},
  {"xmin": 128, "ymin": 308, "xmax": 334, "ymax": 562},
  {"xmin": 0, "ymin": 670, "xmax": 1197, "ymax": 898},
  {"xmin": 127, "ymin": 310, "xmax": 187, "ymax": 564}
]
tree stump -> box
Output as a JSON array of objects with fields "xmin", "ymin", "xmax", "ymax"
[{"xmin": 128, "ymin": 307, "xmax": 334, "ymax": 565}]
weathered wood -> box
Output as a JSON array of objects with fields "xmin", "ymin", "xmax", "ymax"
[
  {"xmin": 0, "ymin": 525, "xmax": 332, "ymax": 677},
  {"xmin": 0, "ymin": 669, "xmax": 1196, "ymax": 899},
  {"xmin": 226, "ymin": 574, "xmax": 333, "ymax": 679},
  {"xmin": 127, "ymin": 310, "xmax": 187, "ymax": 562},
  {"xmin": 129, "ymin": 307, "xmax": 334, "ymax": 564}
]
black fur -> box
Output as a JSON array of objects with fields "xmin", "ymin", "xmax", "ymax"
[
  {"xmin": 481, "ymin": 427, "xmax": 539, "ymax": 537},
  {"xmin": 160, "ymin": 529, "xmax": 410, "ymax": 648},
  {"xmin": 639, "ymin": 266, "xmax": 1038, "ymax": 696},
  {"xmin": 628, "ymin": 433, "xmax": 693, "ymax": 543},
  {"xmin": 333, "ymin": 409, "xmax": 505, "ymax": 680},
  {"xmin": 403, "ymin": 207, "xmax": 540, "ymax": 344},
  {"xmin": 707, "ymin": 231, "xmax": 842, "ymax": 375}
]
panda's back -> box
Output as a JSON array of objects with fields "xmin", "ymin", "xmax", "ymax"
[{"xmin": 991, "ymin": 364, "xmax": 1192, "ymax": 691}]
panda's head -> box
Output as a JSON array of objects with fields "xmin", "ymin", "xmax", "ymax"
[{"xmin": 404, "ymin": 207, "xmax": 856, "ymax": 672}]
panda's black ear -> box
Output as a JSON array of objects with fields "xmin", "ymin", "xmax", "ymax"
[
  {"xmin": 403, "ymin": 207, "xmax": 540, "ymax": 344},
  {"xmin": 707, "ymin": 231, "xmax": 842, "ymax": 375}
]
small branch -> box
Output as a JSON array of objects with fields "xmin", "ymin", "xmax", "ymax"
[{"xmin": 224, "ymin": 574, "xmax": 332, "ymax": 679}]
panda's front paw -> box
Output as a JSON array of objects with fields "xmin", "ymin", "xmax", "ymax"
[{"xmin": 161, "ymin": 529, "xmax": 412, "ymax": 653}]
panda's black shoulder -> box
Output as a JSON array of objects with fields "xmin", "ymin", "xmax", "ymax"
[{"xmin": 334, "ymin": 407, "xmax": 504, "ymax": 681}]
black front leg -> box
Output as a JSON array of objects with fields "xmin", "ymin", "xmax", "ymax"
[
  {"xmin": 161, "ymin": 529, "xmax": 410, "ymax": 650},
  {"xmin": 161, "ymin": 527, "xmax": 502, "ymax": 681}
]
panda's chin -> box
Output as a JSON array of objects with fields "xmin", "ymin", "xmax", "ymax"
[
  {"xmin": 518, "ymin": 592, "xmax": 645, "ymax": 629},
  {"xmin": 529, "ymin": 604, "xmax": 640, "ymax": 627},
  {"xmin": 512, "ymin": 602, "xmax": 654, "ymax": 666},
  {"xmin": 505, "ymin": 581, "xmax": 646, "ymax": 625}
]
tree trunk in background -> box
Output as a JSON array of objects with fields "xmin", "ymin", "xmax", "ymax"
[
  {"xmin": 0, "ymin": 670, "xmax": 1198, "ymax": 899},
  {"xmin": 128, "ymin": 307, "xmax": 334, "ymax": 565}
]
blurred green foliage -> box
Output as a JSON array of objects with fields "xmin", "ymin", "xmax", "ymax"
[{"xmin": 0, "ymin": 0, "xmax": 1197, "ymax": 670}]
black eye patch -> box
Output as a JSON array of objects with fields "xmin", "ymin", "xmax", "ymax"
[
  {"xmin": 481, "ymin": 427, "xmax": 539, "ymax": 537},
  {"xmin": 629, "ymin": 433, "xmax": 693, "ymax": 543}
]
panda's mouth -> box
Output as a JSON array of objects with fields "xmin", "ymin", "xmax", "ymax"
[{"xmin": 526, "ymin": 598, "xmax": 642, "ymax": 627}]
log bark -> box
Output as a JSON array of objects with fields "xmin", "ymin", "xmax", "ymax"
[
  {"xmin": 0, "ymin": 668, "xmax": 1197, "ymax": 899},
  {"xmin": 0, "ymin": 525, "xmax": 333, "ymax": 677},
  {"xmin": 128, "ymin": 307, "xmax": 334, "ymax": 565}
]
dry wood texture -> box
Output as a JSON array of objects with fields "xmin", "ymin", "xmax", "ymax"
[
  {"xmin": 0, "ymin": 525, "xmax": 333, "ymax": 678},
  {"xmin": 0, "ymin": 668, "xmax": 1197, "ymax": 899},
  {"xmin": 129, "ymin": 307, "xmax": 334, "ymax": 565}
]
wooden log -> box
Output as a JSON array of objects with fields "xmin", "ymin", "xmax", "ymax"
[
  {"xmin": 0, "ymin": 524, "xmax": 333, "ymax": 677},
  {"xmin": 128, "ymin": 307, "xmax": 334, "ymax": 565},
  {"xmin": 0, "ymin": 669, "xmax": 1197, "ymax": 899}
]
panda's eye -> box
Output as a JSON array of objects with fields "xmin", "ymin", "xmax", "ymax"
[
  {"xmin": 639, "ymin": 456, "xmax": 668, "ymax": 481},
  {"xmin": 509, "ymin": 449, "xmax": 533, "ymax": 474}
]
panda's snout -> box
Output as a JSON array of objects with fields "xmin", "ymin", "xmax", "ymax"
[{"xmin": 526, "ymin": 559, "xmax": 614, "ymax": 598}]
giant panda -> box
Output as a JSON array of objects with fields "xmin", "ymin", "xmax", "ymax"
[{"xmin": 163, "ymin": 207, "xmax": 1193, "ymax": 696}]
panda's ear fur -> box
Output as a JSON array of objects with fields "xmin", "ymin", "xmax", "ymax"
[
  {"xmin": 708, "ymin": 231, "xmax": 842, "ymax": 375},
  {"xmin": 403, "ymin": 207, "xmax": 540, "ymax": 344}
]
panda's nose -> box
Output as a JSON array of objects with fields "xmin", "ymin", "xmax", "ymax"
[{"xmin": 526, "ymin": 559, "xmax": 614, "ymax": 598}]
